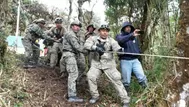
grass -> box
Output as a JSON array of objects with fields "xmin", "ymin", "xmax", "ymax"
[
  {"xmin": 0, "ymin": 47, "xmax": 175, "ymax": 107},
  {"xmin": 97, "ymin": 48, "xmax": 173, "ymax": 107},
  {"xmin": 0, "ymin": 51, "xmax": 27, "ymax": 107}
]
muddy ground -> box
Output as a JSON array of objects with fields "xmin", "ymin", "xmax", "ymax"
[{"xmin": 20, "ymin": 66, "xmax": 121, "ymax": 107}]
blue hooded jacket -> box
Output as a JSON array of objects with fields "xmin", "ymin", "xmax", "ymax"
[{"xmin": 116, "ymin": 22, "xmax": 140, "ymax": 60}]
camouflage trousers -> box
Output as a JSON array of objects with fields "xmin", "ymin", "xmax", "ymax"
[
  {"xmin": 60, "ymin": 53, "xmax": 86, "ymax": 78},
  {"xmin": 60, "ymin": 53, "xmax": 78, "ymax": 97},
  {"xmin": 45, "ymin": 46, "xmax": 51, "ymax": 64},
  {"xmin": 86, "ymin": 52, "xmax": 94, "ymax": 69},
  {"xmin": 87, "ymin": 67, "xmax": 130, "ymax": 103},
  {"xmin": 76, "ymin": 53, "xmax": 86, "ymax": 81},
  {"xmin": 48, "ymin": 42, "xmax": 62, "ymax": 68},
  {"xmin": 22, "ymin": 38, "xmax": 40, "ymax": 64}
]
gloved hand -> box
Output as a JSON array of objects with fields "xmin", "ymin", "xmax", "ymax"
[
  {"xmin": 117, "ymin": 48, "xmax": 124, "ymax": 57},
  {"xmin": 96, "ymin": 46, "xmax": 105, "ymax": 56},
  {"xmin": 58, "ymin": 38, "xmax": 63, "ymax": 43},
  {"xmin": 33, "ymin": 42, "xmax": 40, "ymax": 47},
  {"xmin": 96, "ymin": 42, "xmax": 105, "ymax": 56},
  {"xmin": 54, "ymin": 39, "xmax": 62, "ymax": 43},
  {"xmin": 82, "ymin": 49, "xmax": 89, "ymax": 55},
  {"xmin": 118, "ymin": 48, "xmax": 124, "ymax": 53}
]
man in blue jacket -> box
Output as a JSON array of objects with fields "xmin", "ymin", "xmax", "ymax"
[{"xmin": 116, "ymin": 21, "xmax": 147, "ymax": 92}]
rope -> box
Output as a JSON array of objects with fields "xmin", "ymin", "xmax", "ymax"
[{"xmin": 104, "ymin": 51, "xmax": 189, "ymax": 60}]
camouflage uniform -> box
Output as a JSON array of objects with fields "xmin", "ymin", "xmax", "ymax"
[
  {"xmin": 22, "ymin": 19, "xmax": 53, "ymax": 66},
  {"xmin": 85, "ymin": 32, "xmax": 96, "ymax": 68},
  {"xmin": 84, "ymin": 24, "xmax": 97, "ymax": 69},
  {"xmin": 85, "ymin": 32, "xmax": 96, "ymax": 40},
  {"xmin": 84, "ymin": 35, "xmax": 130, "ymax": 104},
  {"xmin": 76, "ymin": 30, "xmax": 86, "ymax": 81},
  {"xmin": 47, "ymin": 26, "xmax": 66, "ymax": 68},
  {"xmin": 60, "ymin": 29, "xmax": 84, "ymax": 98}
]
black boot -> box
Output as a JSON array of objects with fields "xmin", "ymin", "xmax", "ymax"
[
  {"xmin": 23, "ymin": 64, "xmax": 36, "ymax": 68},
  {"xmin": 124, "ymin": 86, "xmax": 130, "ymax": 96},
  {"xmin": 139, "ymin": 80, "xmax": 148, "ymax": 89},
  {"xmin": 124, "ymin": 86, "xmax": 130, "ymax": 92}
]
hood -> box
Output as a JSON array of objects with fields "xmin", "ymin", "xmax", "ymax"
[{"xmin": 121, "ymin": 21, "xmax": 135, "ymax": 33}]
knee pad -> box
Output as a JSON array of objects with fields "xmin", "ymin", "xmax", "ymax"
[
  {"xmin": 87, "ymin": 73, "xmax": 97, "ymax": 81},
  {"xmin": 112, "ymin": 72, "xmax": 121, "ymax": 81}
]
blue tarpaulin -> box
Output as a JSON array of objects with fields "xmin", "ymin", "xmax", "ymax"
[{"xmin": 6, "ymin": 35, "xmax": 24, "ymax": 48}]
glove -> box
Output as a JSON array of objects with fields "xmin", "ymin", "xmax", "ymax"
[
  {"xmin": 33, "ymin": 42, "xmax": 40, "ymax": 47},
  {"xmin": 56, "ymin": 38, "xmax": 63, "ymax": 43},
  {"xmin": 54, "ymin": 39, "xmax": 61, "ymax": 43},
  {"xmin": 118, "ymin": 48, "xmax": 124, "ymax": 53},
  {"xmin": 82, "ymin": 49, "xmax": 89, "ymax": 55},
  {"xmin": 96, "ymin": 46, "xmax": 104, "ymax": 56},
  {"xmin": 96, "ymin": 42, "xmax": 105, "ymax": 56},
  {"xmin": 117, "ymin": 48, "xmax": 124, "ymax": 57}
]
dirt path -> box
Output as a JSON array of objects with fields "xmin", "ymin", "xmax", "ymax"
[{"xmin": 21, "ymin": 67, "xmax": 120, "ymax": 107}]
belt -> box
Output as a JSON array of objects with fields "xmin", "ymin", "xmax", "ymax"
[
  {"xmin": 63, "ymin": 49, "xmax": 70, "ymax": 52},
  {"xmin": 62, "ymin": 49, "xmax": 76, "ymax": 54}
]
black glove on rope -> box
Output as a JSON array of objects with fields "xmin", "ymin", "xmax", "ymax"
[{"xmin": 96, "ymin": 42, "xmax": 105, "ymax": 56}]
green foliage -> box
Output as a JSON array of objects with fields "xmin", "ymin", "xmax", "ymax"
[
  {"xmin": 0, "ymin": 52, "xmax": 26, "ymax": 106},
  {"xmin": 13, "ymin": 91, "xmax": 28, "ymax": 107},
  {"xmin": 14, "ymin": 102, "xmax": 23, "ymax": 107},
  {"xmin": 0, "ymin": 32, "xmax": 8, "ymax": 65},
  {"xmin": 22, "ymin": 0, "xmax": 32, "ymax": 4},
  {"xmin": 128, "ymin": 47, "xmax": 172, "ymax": 106},
  {"xmin": 104, "ymin": 0, "xmax": 174, "ymax": 53}
]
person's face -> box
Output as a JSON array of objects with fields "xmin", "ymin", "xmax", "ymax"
[
  {"xmin": 39, "ymin": 23, "xmax": 45, "ymax": 28},
  {"xmin": 99, "ymin": 29, "xmax": 109, "ymax": 39},
  {"xmin": 124, "ymin": 26, "xmax": 131, "ymax": 33},
  {"xmin": 88, "ymin": 26, "xmax": 94, "ymax": 33},
  {"xmin": 72, "ymin": 25, "xmax": 81, "ymax": 33},
  {"xmin": 56, "ymin": 23, "xmax": 62, "ymax": 28}
]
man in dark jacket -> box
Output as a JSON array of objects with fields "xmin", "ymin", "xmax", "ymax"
[{"xmin": 116, "ymin": 21, "xmax": 147, "ymax": 92}]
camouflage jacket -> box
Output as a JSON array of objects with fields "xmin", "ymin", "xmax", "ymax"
[
  {"xmin": 47, "ymin": 26, "xmax": 66, "ymax": 39},
  {"xmin": 84, "ymin": 32, "xmax": 96, "ymax": 41},
  {"xmin": 84, "ymin": 35, "xmax": 121, "ymax": 69},
  {"xmin": 77, "ymin": 30, "xmax": 85, "ymax": 46},
  {"xmin": 23, "ymin": 23, "xmax": 50, "ymax": 42},
  {"xmin": 62, "ymin": 30, "xmax": 84, "ymax": 57}
]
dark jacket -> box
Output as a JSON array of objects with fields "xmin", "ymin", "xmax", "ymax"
[{"xmin": 116, "ymin": 22, "xmax": 140, "ymax": 60}]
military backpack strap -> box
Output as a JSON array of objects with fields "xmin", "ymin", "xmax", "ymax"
[{"xmin": 52, "ymin": 28, "xmax": 62, "ymax": 39}]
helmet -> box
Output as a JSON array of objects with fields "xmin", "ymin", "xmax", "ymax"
[
  {"xmin": 55, "ymin": 17, "xmax": 63, "ymax": 23},
  {"xmin": 35, "ymin": 18, "xmax": 46, "ymax": 24},
  {"xmin": 87, "ymin": 24, "xmax": 96, "ymax": 31},
  {"xmin": 98, "ymin": 24, "xmax": 110, "ymax": 31},
  {"xmin": 32, "ymin": 19, "xmax": 37, "ymax": 23},
  {"xmin": 70, "ymin": 20, "xmax": 82, "ymax": 27}
]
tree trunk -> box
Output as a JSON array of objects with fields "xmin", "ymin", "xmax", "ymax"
[
  {"xmin": 172, "ymin": 0, "xmax": 189, "ymax": 103},
  {"xmin": 0, "ymin": 0, "xmax": 9, "ymax": 29},
  {"xmin": 68, "ymin": 0, "xmax": 73, "ymax": 22},
  {"xmin": 77, "ymin": 0, "xmax": 90, "ymax": 23},
  {"xmin": 138, "ymin": 0, "xmax": 150, "ymax": 53}
]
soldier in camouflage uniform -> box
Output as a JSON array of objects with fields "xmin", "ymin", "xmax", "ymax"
[
  {"xmin": 84, "ymin": 24, "xmax": 97, "ymax": 69},
  {"xmin": 84, "ymin": 25, "xmax": 130, "ymax": 107},
  {"xmin": 22, "ymin": 18, "xmax": 58, "ymax": 68},
  {"xmin": 75, "ymin": 29, "xmax": 86, "ymax": 82},
  {"xmin": 60, "ymin": 20, "xmax": 85, "ymax": 102},
  {"xmin": 46, "ymin": 17, "xmax": 66, "ymax": 68},
  {"xmin": 43, "ymin": 24, "xmax": 54, "ymax": 65},
  {"xmin": 84, "ymin": 24, "xmax": 96, "ymax": 40}
]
